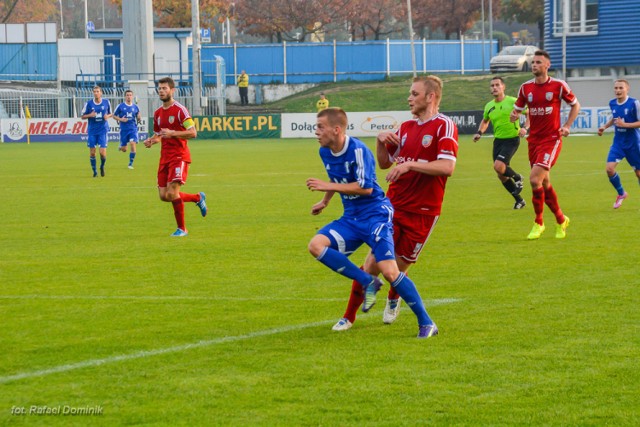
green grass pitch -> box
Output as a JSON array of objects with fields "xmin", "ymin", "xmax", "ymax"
[{"xmin": 1, "ymin": 135, "xmax": 638, "ymax": 425}]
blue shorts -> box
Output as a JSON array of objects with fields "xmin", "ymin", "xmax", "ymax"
[
  {"xmin": 87, "ymin": 133, "xmax": 107, "ymax": 149},
  {"xmin": 119, "ymin": 129, "xmax": 139, "ymax": 147},
  {"xmin": 607, "ymin": 141, "xmax": 640, "ymax": 170},
  {"xmin": 317, "ymin": 212, "xmax": 396, "ymax": 263}
]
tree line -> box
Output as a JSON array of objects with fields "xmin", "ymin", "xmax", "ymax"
[{"xmin": 0, "ymin": 0, "xmax": 542, "ymax": 43}]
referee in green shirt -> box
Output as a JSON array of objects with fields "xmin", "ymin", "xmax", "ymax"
[{"xmin": 474, "ymin": 76, "xmax": 528, "ymax": 209}]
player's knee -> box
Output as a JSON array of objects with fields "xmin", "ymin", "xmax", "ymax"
[
  {"xmin": 307, "ymin": 239, "xmax": 323, "ymax": 258},
  {"xmin": 605, "ymin": 165, "xmax": 616, "ymax": 176}
]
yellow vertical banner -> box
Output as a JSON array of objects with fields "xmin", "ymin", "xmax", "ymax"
[{"xmin": 25, "ymin": 105, "xmax": 31, "ymax": 144}]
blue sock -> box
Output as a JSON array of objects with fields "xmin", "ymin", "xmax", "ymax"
[
  {"xmin": 129, "ymin": 152, "xmax": 136, "ymax": 165},
  {"xmin": 317, "ymin": 247, "xmax": 373, "ymax": 287},
  {"xmin": 100, "ymin": 156, "xmax": 106, "ymax": 169},
  {"xmin": 90, "ymin": 156, "xmax": 97, "ymax": 172},
  {"xmin": 609, "ymin": 173, "xmax": 624, "ymax": 195},
  {"xmin": 392, "ymin": 273, "xmax": 433, "ymax": 326}
]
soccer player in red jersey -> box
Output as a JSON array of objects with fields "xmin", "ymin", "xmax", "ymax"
[
  {"xmin": 332, "ymin": 75, "xmax": 458, "ymax": 332},
  {"xmin": 510, "ymin": 50, "xmax": 580, "ymax": 240},
  {"xmin": 143, "ymin": 77, "xmax": 207, "ymax": 237}
]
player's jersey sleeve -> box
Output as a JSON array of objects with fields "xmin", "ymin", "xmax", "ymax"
[
  {"xmin": 355, "ymin": 143, "xmax": 376, "ymax": 190},
  {"xmin": 81, "ymin": 101, "xmax": 91, "ymax": 116},
  {"xmin": 113, "ymin": 103, "xmax": 123, "ymax": 118},
  {"xmin": 633, "ymin": 99, "xmax": 640, "ymax": 121},
  {"xmin": 514, "ymin": 84, "xmax": 528, "ymax": 111},
  {"xmin": 153, "ymin": 110, "xmax": 160, "ymax": 133},
  {"xmin": 436, "ymin": 117, "xmax": 458, "ymax": 162},
  {"xmin": 105, "ymin": 100, "xmax": 112, "ymax": 115},
  {"xmin": 483, "ymin": 101, "xmax": 492, "ymax": 121},
  {"xmin": 559, "ymin": 81, "xmax": 577, "ymax": 105},
  {"xmin": 385, "ymin": 124, "xmax": 406, "ymax": 162}
]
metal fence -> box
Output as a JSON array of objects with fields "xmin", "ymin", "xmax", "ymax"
[{"xmin": 0, "ymin": 86, "xmax": 226, "ymax": 120}]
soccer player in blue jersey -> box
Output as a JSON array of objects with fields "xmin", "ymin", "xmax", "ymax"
[
  {"xmin": 113, "ymin": 89, "xmax": 141, "ymax": 169},
  {"xmin": 598, "ymin": 79, "xmax": 640, "ymax": 209},
  {"xmin": 81, "ymin": 86, "xmax": 112, "ymax": 177},
  {"xmin": 307, "ymin": 107, "xmax": 438, "ymax": 338}
]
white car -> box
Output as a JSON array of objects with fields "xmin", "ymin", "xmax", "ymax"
[{"xmin": 490, "ymin": 45, "xmax": 538, "ymax": 73}]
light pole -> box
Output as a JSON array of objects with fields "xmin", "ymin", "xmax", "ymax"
[
  {"xmin": 58, "ymin": 0, "xmax": 64, "ymax": 38},
  {"xmin": 84, "ymin": 0, "xmax": 88, "ymax": 38},
  {"xmin": 481, "ymin": 0, "xmax": 485, "ymax": 72},
  {"xmin": 191, "ymin": 0, "xmax": 203, "ymax": 115},
  {"xmin": 406, "ymin": 0, "xmax": 417, "ymax": 77},
  {"xmin": 489, "ymin": 0, "xmax": 493, "ymax": 58}
]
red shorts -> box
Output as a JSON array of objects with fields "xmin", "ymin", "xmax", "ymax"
[
  {"xmin": 392, "ymin": 209, "xmax": 439, "ymax": 263},
  {"xmin": 528, "ymin": 137, "xmax": 562, "ymax": 170},
  {"xmin": 157, "ymin": 159, "xmax": 190, "ymax": 187}
]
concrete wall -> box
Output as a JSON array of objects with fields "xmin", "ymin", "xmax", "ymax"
[
  {"xmin": 569, "ymin": 77, "xmax": 640, "ymax": 107},
  {"xmin": 225, "ymin": 83, "xmax": 317, "ymax": 105}
]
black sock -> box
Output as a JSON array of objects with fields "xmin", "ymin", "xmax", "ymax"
[
  {"xmin": 502, "ymin": 179, "xmax": 518, "ymax": 196},
  {"xmin": 504, "ymin": 166, "xmax": 518, "ymax": 179}
]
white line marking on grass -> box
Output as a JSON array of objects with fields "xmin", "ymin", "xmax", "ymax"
[{"xmin": 0, "ymin": 298, "xmax": 461, "ymax": 384}]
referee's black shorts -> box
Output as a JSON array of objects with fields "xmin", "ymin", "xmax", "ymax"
[{"xmin": 492, "ymin": 136, "xmax": 520, "ymax": 165}]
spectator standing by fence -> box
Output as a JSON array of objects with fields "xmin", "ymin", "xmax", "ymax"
[
  {"xmin": 316, "ymin": 93, "xmax": 329, "ymax": 112},
  {"xmin": 238, "ymin": 70, "xmax": 249, "ymax": 106}
]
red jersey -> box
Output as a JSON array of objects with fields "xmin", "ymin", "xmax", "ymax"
[
  {"xmin": 385, "ymin": 114, "xmax": 458, "ymax": 216},
  {"xmin": 514, "ymin": 77, "xmax": 577, "ymax": 142},
  {"xmin": 153, "ymin": 101, "xmax": 193, "ymax": 163}
]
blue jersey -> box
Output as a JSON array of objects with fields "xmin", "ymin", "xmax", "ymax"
[
  {"xmin": 610, "ymin": 96, "xmax": 640, "ymax": 149},
  {"xmin": 82, "ymin": 98, "xmax": 111, "ymax": 136},
  {"xmin": 319, "ymin": 136, "xmax": 391, "ymax": 220},
  {"xmin": 113, "ymin": 102, "xmax": 140, "ymax": 132}
]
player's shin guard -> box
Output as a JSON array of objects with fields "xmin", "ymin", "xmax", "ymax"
[
  {"xmin": 317, "ymin": 248, "xmax": 374, "ymax": 287},
  {"xmin": 343, "ymin": 279, "xmax": 365, "ymax": 323},
  {"xmin": 532, "ymin": 187, "xmax": 545, "ymax": 225},
  {"xmin": 171, "ymin": 198, "xmax": 186, "ymax": 231},
  {"xmin": 179, "ymin": 192, "xmax": 199, "ymax": 203},
  {"xmin": 129, "ymin": 152, "xmax": 136, "ymax": 164},
  {"xmin": 543, "ymin": 185, "xmax": 564, "ymax": 224},
  {"xmin": 502, "ymin": 179, "xmax": 518, "ymax": 197},
  {"xmin": 100, "ymin": 155, "xmax": 106, "ymax": 168},
  {"xmin": 609, "ymin": 172, "xmax": 625, "ymax": 195},
  {"xmin": 391, "ymin": 272, "xmax": 433, "ymax": 326},
  {"xmin": 90, "ymin": 156, "xmax": 97, "ymax": 172}
]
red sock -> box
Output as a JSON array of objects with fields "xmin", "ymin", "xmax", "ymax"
[
  {"xmin": 344, "ymin": 279, "xmax": 365, "ymax": 323},
  {"xmin": 388, "ymin": 287, "xmax": 400, "ymax": 300},
  {"xmin": 180, "ymin": 192, "xmax": 199, "ymax": 203},
  {"xmin": 543, "ymin": 185, "xmax": 565, "ymax": 223},
  {"xmin": 532, "ymin": 187, "xmax": 545, "ymax": 225},
  {"xmin": 172, "ymin": 198, "xmax": 186, "ymax": 231}
]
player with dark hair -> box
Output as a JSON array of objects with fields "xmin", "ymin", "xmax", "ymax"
[
  {"xmin": 113, "ymin": 89, "xmax": 141, "ymax": 169},
  {"xmin": 474, "ymin": 76, "xmax": 527, "ymax": 209},
  {"xmin": 81, "ymin": 86, "xmax": 112, "ymax": 177},
  {"xmin": 597, "ymin": 79, "xmax": 640, "ymax": 208},
  {"xmin": 332, "ymin": 75, "xmax": 457, "ymax": 332},
  {"xmin": 510, "ymin": 50, "xmax": 580, "ymax": 240},
  {"xmin": 143, "ymin": 77, "xmax": 207, "ymax": 237},
  {"xmin": 308, "ymin": 107, "xmax": 439, "ymax": 338}
]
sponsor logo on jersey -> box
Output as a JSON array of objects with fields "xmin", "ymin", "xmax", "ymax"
[{"xmin": 422, "ymin": 134, "xmax": 433, "ymax": 147}]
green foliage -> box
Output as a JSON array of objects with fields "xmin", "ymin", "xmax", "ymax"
[{"xmin": 1, "ymin": 136, "xmax": 639, "ymax": 425}]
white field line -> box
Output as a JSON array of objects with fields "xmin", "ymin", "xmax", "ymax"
[
  {"xmin": 0, "ymin": 298, "xmax": 461, "ymax": 384},
  {"xmin": 0, "ymin": 295, "xmax": 459, "ymax": 303}
]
